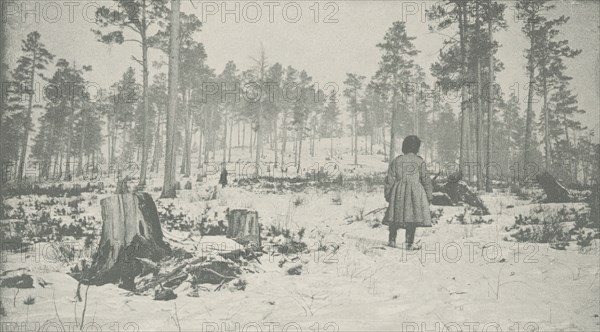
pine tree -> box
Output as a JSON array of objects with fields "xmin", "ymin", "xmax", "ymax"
[
  {"xmin": 94, "ymin": 0, "xmax": 168, "ymax": 186},
  {"xmin": 12, "ymin": 32, "xmax": 54, "ymax": 184},
  {"xmin": 320, "ymin": 89, "xmax": 341, "ymax": 158},
  {"xmin": 374, "ymin": 21, "xmax": 419, "ymax": 161},
  {"xmin": 534, "ymin": 15, "xmax": 581, "ymax": 171},
  {"xmin": 266, "ymin": 63, "xmax": 284, "ymax": 167},
  {"xmin": 343, "ymin": 73, "xmax": 366, "ymax": 165}
]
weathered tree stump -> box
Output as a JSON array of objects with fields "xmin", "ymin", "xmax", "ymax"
[
  {"xmin": 87, "ymin": 193, "xmax": 170, "ymax": 290},
  {"xmin": 537, "ymin": 171, "xmax": 570, "ymax": 203},
  {"xmin": 440, "ymin": 173, "xmax": 489, "ymax": 214},
  {"xmin": 184, "ymin": 181, "xmax": 192, "ymax": 190},
  {"xmin": 226, "ymin": 209, "xmax": 260, "ymax": 247},
  {"xmin": 431, "ymin": 192, "xmax": 453, "ymax": 206}
]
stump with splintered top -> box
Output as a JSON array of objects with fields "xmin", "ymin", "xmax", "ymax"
[
  {"xmin": 226, "ymin": 209, "xmax": 260, "ymax": 247},
  {"xmin": 87, "ymin": 193, "xmax": 170, "ymax": 290},
  {"xmin": 537, "ymin": 171, "xmax": 570, "ymax": 203}
]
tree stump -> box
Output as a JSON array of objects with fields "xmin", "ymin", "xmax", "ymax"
[
  {"xmin": 87, "ymin": 193, "xmax": 170, "ymax": 290},
  {"xmin": 537, "ymin": 171, "xmax": 570, "ymax": 203},
  {"xmin": 442, "ymin": 179, "xmax": 488, "ymax": 214},
  {"xmin": 226, "ymin": 209, "xmax": 260, "ymax": 247},
  {"xmin": 431, "ymin": 192, "xmax": 453, "ymax": 206},
  {"xmin": 184, "ymin": 181, "xmax": 192, "ymax": 190}
]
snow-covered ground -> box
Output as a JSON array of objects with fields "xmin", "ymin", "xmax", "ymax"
[{"xmin": 2, "ymin": 138, "xmax": 599, "ymax": 331}]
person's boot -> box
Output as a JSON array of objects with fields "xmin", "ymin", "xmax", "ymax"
[{"xmin": 387, "ymin": 240, "xmax": 396, "ymax": 248}]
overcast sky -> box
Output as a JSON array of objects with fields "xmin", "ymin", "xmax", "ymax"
[{"xmin": 5, "ymin": 0, "xmax": 599, "ymax": 135}]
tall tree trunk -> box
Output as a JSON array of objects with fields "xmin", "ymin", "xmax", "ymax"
[
  {"xmin": 185, "ymin": 107, "xmax": 193, "ymax": 177},
  {"xmin": 237, "ymin": 121, "xmax": 240, "ymax": 147},
  {"xmin": 222, "ymin": 107, "xmax": 228, "ymax": 163},
  {"xmin": 413, "ymin": 92, "xmax": 418, "ymax": 135},
  {"xmin": 281, "ymin": 112, "xmax": 287, "ymax": 168},
  {"xmin": 161, "ymin": 0, "xmax": 181, "ymax": 199},
  {"xmin": 382, "ymin": 125, "xmax": 387, "ymax": 161},
  {"xmin": 475, "ymin": 1, "xmax": 483, "ymax": 190},
  {"xmin": 242, "ymin": 121, "xmax": 246, "ymax": 147},
  {"xmin": 228, "ymin": 120, "xmax": 233, "ymax": 162},
  {"xmin": 64, "ymin": 97, "xmax": 75, "ymax": 180},
  {"xmin": 486, "ymin": 8, "xmax": 494, "ymax": 193},
  {"xmin": 150, "ymin": 103, "xmax": 162, "ymax": 173},
  {"xmin": 310, "ymin": 122, "xmax": 316, "ymax": 157},
  {"xmin": 297, "ymin": 121, "xmax": 304, "ymax": 173},
  {"xmin": 458, "ymin": 1, "xmax": 469, "ymax": 176},
  {"xmin": 197, "ymin": 125, "xmax": 203, "ymax": 170},
  {"xmin": 204, "ymin": 110, "xmax": 210, "ymax": 164},
  {"xmin": 389, "ymin": 92, "xmax": 398, "ymax": 162},
  {"xmin": 78, "ymin": 110, "xmax": 87, "ymax": 176},
  {"xmin": 255, "ymin": 103, "xmax": 263, "ymax": 176},
  {"xmin": 370, "ymin": 128, "xmax": 374, "ymax": 155},
  {"xmin": 542, "ymin": 75, "xmax": 550, "ymax": 171},
  {"xmin": 294, "ymin": 130, "xmax": 298, "ymax": 165},
  {"xmin": 354, "ymin": 112, "xmax": 358, "ymax": 165},
  {"xmin": 249, "ymin": 123, "xmax": 253, "ymax": 158},
  {"xmin": 110, "ymin": 115, "xmax": 117, "ymax": 166},
  {"xmin": 273, "ymin": 114, "xmax": 278, "ymax": 167},
  {"xmin": 138, "ymin": 0, "xmax": 150, "ymax": 186},
  {"xmin": 0, "ymin": 25, "xmax": 5, "ymax": 205},
  {"xmin": 180, "ymin": 91, "xmax": 188, "ymax": 175},
  {"xmin": 17, "ymin": 49, "xmax": 36, "ymax": 184},
  {"xmin": 523, "ymin": 22, "xmax": 536, "ymax": 182}
]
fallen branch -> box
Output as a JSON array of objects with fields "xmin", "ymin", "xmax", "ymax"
[{"xmin": 136, "ymin": 257, "xmax": 205, "ymax": 293}]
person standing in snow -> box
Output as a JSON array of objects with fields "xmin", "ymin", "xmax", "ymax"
[
  {"xmin": 384, "ymin": 135, "xmax": 433, "ymax": 249},
  {"xmin": 219, "ymin": 163, "xmax": 228, "ymax": 188}
]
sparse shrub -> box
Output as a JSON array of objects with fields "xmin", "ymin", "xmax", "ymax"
[
  {"xmin": 286, "ymin": 264, "xmax": 303, "ymax": 275},
  {"xmin": 470, "ymin": 216, "xmax": 494, "ymax": 225},
  {"xmin": 576, "ymin": 229, "xmax": 598, "ymax": 251},
  {"xmin": 293, "ymin": 196, "xmax": 305, "ymax": 207},
  {"xmin": 231, "ymin": 278, "xmax": 247, "ymax": 291},
  {"xmin": 331, "ymin": 192, "xmax": 342, "ymax": 205},
  {"xmin": 345, "ymin": 206, "xmax": 365, "ymax": 223},
  {"xmin": 430, "ymin": 208, "xmax": 443, "ymax": 225},
  {"xmin": 508, "ymin": 213, "xmax": 570, "ymax": 245},
  {"xmin": 297, "ymin": 227, "xmax": 306, "ymax": 240},
  {"xmin": 266, "ymin": 225, "xmax": 308, "ymax": 255},
  {"xmin": 455, "ymin": 210, "xmax": 467, "ymax": 224},
  {"xmin": 23, "ymin": 296, "xmax": 35, "ymax": 305}
]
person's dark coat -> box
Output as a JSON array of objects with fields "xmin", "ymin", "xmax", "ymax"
[{"xmin": 219, "ymin": 169, "xmax": 228, "ymax": 187}]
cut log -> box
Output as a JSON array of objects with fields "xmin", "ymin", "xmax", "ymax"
[
  {"xmin": 537, "ymin": 171, "xmax": 571, "ymax": 203},
  {"xmin": 226, "ymin": 209, "xmax": 260, "ymax": 247},
  {"xmin": 87, "ymin": 193, "xmax": 170, "ymax": 290}
]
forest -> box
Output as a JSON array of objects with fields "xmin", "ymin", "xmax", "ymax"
[{"xmin": 0, "ymin": 0, "xmax": 599, "ymax": 331}]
